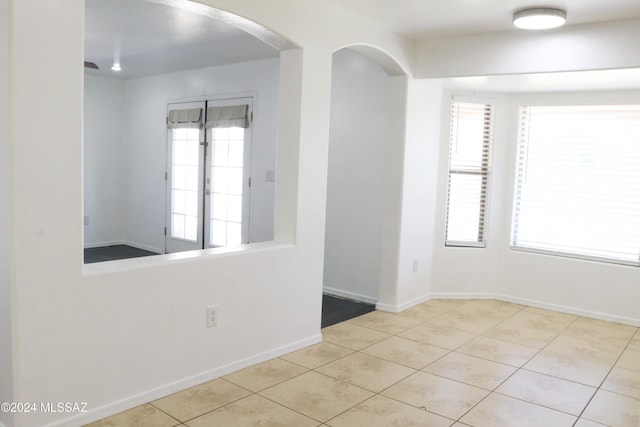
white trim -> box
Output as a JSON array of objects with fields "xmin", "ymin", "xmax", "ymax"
[
  {"xmin": 323, "ymin": 286, "xmax": 377, "ymax": 305},
  {"xmin": 510, "ymin": 245, "xmax": 640, "ymax": 268},
  {"xmin": 430, "ymin": 292, "xmax": 496, "ymax": 300},
  {"xmin": 166, "ymin": 91, "xmax": 258, "ymax": 107},
  {"xmin": 48, "ymin": 333, "xmax": 321, "ymax": 427},
  {"xmin": 83, "ymin": 240, "xmax": 125, "ymax": 249},
  {"xmin": 496, "ymin": 294, "xmax": 640, "ymax": 327},
  {"xmin": 453, "ymin": 94, "xmax": 498, "ymax": 105},
  {"xmin": 431, "ymin": 291, "xmax": 640, "ymax": 327},
  {"xmin": 376, "ymin": 293, "xmax": 431, "ymax": 313},
  {"xmin": 445, "ymin": 241, "xmax": 486, "ymax": 248},
  {"xmin": 123, "ymin": 241, "xmax": 163, "ymax": 255}
]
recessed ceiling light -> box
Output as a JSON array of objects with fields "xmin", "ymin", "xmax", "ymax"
[
  {"xmin": 513, "ymin": 7, "xmax": 567, "ymax": 30},
  {"xmin": 111, "ymin": 62, "xmax": 122, "ymax": 72}
]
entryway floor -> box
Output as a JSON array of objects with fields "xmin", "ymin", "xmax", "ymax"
[{"xmin": 321, "ymin": 294, "xmax": 376, "ymax": 328}]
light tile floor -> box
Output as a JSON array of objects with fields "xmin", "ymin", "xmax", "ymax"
[{"xmin": 86, "ymin": 299, "xmax": 640, "ymax": 427}]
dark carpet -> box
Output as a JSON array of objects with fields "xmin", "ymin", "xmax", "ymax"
[
  {"xmin": 321, "ymin": 294, "xmax": 376, "ymax": 328},
  {"xmin": 84, "ymin": 244, "xmax": 159, "ymax": 264}
]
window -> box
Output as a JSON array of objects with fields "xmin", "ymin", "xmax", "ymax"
[
  {"xmin": 512, "ymin": 104, "xmax": 640, "ymax": 265},
  {"xmin": 445, "ymin": 99, "xmax": 494, "ymax": 247}
]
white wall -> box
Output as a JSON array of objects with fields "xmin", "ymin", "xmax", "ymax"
[
  {"xmin": 8, "ymin": 0, "xmax": 415, "ymax": 425},
  {"xmin": 388, "ymin": 79, "xmax": 443, "ymax": 311},
  {"xmin": 83, "ymin": 75, "xmax": 126, "ymax": 247},
  {"xmin": 431, "ymin": 88, "xmax": 640, "ymax": 325},
  {"xmin": 0, "ymin": 0, "xmax": 14, "ymax": 425},
  {"xmin": 122, "ymin": 58, "xmax": 280, "ymax": 252},
  {"xmin": 323, "ymin": 48, "xmax": 396, "ymax": 303}
]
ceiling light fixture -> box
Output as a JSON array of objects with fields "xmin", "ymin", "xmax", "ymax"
[
  {"xmin": 513, "ymin": 7, "xmax": 567, "ymax": 30},
  {"xmin": 111, "ymin": 61, "xmax": 122, "ymax": 72}
]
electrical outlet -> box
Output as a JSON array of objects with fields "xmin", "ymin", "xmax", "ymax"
[
  {"xmin": 206, "ymin": 305, "xmax": 218, "ymax": 328},
  {"xmin": 412, "ymin": 259, "xmax": 418, "ymax": 273}
]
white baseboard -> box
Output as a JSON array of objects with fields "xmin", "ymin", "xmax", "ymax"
[
  {"xmin": 430, "ymin": 292, "xmax": 497, "ymax": 300},
  {"xmin": 497, "ymin": 294, "xmax": 640, "ymax": 327},
  {"xmin": 49, "ymin": 334, "xmax": 322, "ymax": 427},
  {"xmin": 83, "ymin": 240, "xmax": 124, "ymax": 249},
  {"xmin": 431, "ymin": 291, "xmax": 640, "ymax": 327},
  {"xmin": 376, "ymin": 293, "xmax": 431, "ymax": 313},
  {"xmin": 323, "ymin": 286, "xmax": 377, "ymax": 305},
  {"xmin": 123, "ymin": 241, "xmax": 163, "ymax": 254}
]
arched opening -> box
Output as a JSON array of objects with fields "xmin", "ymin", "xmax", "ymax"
[
  {"xmin": 322, "ymin": 46, "xmax": 407, "ymax": 326},
  {"xmin": 83, "ymin": 0, "xmax": 296, "ymax": 262}
]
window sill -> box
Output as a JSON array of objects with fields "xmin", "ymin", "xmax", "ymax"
[{"xmin": 509, "ymin": 245, "xmax": 639, "ymax": 267}]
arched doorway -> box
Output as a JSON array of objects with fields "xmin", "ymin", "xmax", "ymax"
[{"xmin": 322, "ymin": 46, "xmax": 407, "ymax": 325}]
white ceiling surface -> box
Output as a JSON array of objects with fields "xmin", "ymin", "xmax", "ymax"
[
  {"xmin": 84, "ymin": 0, "xmax": 279, "ymax": 78},
  {"xmin": 322, "ymin": 0, "xmax": 640, "ymax": 39},
  {"xmin": 85, "ymin": 0, "xmax": 640, "ymax": 87}
]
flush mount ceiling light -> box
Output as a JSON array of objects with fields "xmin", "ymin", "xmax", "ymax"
[{"xmin": 513, "ymin": 7, "xmax": 567, "ymax": 30}]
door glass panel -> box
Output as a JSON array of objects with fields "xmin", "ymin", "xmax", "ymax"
[
  {"xmin": 210, "ymin": 219, "xmax": 227, "ymax": 246},
  {"xmin": 227, "ymin": 194, "xmax": 242, "ymax": 222},
  {"xmin": 227, "ymin": 222, "xmax": 242, "ymax": 246},
  {"xmin": 209, "ymin": 126, "xmax": 245, "ymax": 247},
  {"xmin": 228, "ymin": 140, "xmax": 243, "ymax": 167},
  {"xmin": 184, "ymin": 215, "xmax": 198, "ymax": 241},
  {"xmin": 170, "ymin": 128, "xmax": 201, "ymax": 241}
]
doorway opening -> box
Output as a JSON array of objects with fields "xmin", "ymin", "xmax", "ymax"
[{"xmin": 323, "ymin": 46, "xmax": 407, "ymax": 322}]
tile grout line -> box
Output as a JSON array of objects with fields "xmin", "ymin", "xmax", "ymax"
[
  {"xmin": 324, "ymin": 301, "xmax": 556, "ymax": 424},
  {"xmin": 571, "ymin": 329, "xmax": 639, "ymax": 426},
  {"xmin": 412, "ymin": 304, "xmax": 587, "ymax": 425},
  {"xmin": 313, "ymin": 310, "xmax": 463, "ymax": 426},
  {"xmin": 144, "ymin": 402, "xmax": 183, "ymax": 426},
  {"xmin": 92, "ymin": 300, "xmax": 638, "ymax": 426},
  {"xmin": 454, "ymin": 309, "xmax": 636, "ymax": 426},
  {"xmin": 450, "ymin": 322, "xmax": 564, "ymax": 424},
  {"xmin": 158, "ymin": 378, "xmax": 257, "ymax": 425}
]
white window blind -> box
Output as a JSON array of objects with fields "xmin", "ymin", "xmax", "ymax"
[
  {"xmin": 205, "ymin": 105, "xmax": 249, "ymax": 129},
  {"xmin": 445, "ymin": 99, "xmax": 494, "ymax": 247},
  {"xmin": 167, "ymin": 108, "xmax": 203, "ymax": 129},
  {"xmin": 512, "ymin": 104, "xmax": 640, "ymax": 265}
]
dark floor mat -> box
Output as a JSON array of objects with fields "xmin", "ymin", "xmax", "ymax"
[
  {"xmin": 84, "ymin": 244, "xmax": 159, "ymax": 264},
  {"xmin": 321, "ymin": 294, "xmax": 376, "ymax": 328}
]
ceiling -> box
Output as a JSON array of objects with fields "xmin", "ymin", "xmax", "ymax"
[
  {"xmin": 84, "ymin": 0, "xmax": 279, "ymax": 78},
  {"xmin": 85, "ymin": 0, "xmax": 640, "ymax": 79},
  {"xmin": 322, "ymin": 0, "xmax": 640, "ymax": 39}
]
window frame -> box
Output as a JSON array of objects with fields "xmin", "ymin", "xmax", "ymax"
[
  {"xmin": 510, "ymin": 101, "xmax": 640, "ymax": 267},
  {"xmin": 444, "ymin": 96, "xmax": 495, "ymax": 248}
]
